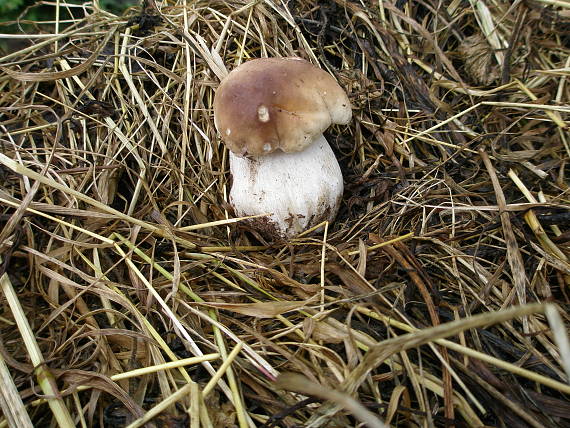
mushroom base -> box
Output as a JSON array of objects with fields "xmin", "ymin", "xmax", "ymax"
[{"xmin": 229, "ymin": 135, "xmax": 343, "ymax": 239}]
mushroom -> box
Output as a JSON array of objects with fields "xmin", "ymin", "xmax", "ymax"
[{"xmin": 213, "ymin": 57, "xmax": 351, "ymax": 238}]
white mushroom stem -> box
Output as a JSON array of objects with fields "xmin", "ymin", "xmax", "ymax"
[{"xmin": 229, "ymin": 135, "xmax": 343, "ymax": 238}]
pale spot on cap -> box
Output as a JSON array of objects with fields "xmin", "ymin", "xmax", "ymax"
[
  {"xmin": 257, "ymin": 105, "xmax": 270, "ymax": 122},
  {"xmin": 225, "ymin": 128, "xmax": 231, "ymax": 136},
  {"xmin": 263, "ymin": 143, "xmax": 272, "ymax": 152}
]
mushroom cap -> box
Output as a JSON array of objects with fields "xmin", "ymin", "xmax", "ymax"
[{"xmin": 213, "ymin": 57, "xmax": 351, "ymax": 156}]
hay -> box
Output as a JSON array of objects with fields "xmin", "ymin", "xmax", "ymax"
[{"xmin": 0, "ymin": 0, "xmax": 569, "ymax": 426}]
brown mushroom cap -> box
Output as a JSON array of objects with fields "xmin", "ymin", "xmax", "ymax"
[{"xmin": 213, "ymin": 57, "xmax": 351, "ymax": 156}]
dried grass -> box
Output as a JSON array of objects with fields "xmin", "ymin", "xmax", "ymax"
[{"xmin": 0, "ymin": 0, "xmax": 569, "ymax": 427}]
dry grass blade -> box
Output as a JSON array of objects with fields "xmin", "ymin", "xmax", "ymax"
[
  {"xmin": 1, "ymin": 264, "xmax": 74, "ymax": 427},
  {"xmin": 124, "ymin": 382, "xmax": 195, "ymax": 428},
  {"xmin": 357, "ymin": 305, "xmax": 570, "ymax": 394},
  {"xmin": 201, "ymin": 299, "xmax": 316, "ymax": 318},
  {"xmin": 545, "ymin": 306, "xmax": 570, "ymax": 383},
  {"xmin": 480, "ymin": 150, "xmax": 529, "ymax": 331},
  {"xmin": 304, "ymin": 303, "xmax": 548, "ymax": 427},
  {"xmin": 0, "ymin": 352, "xmax": 33, "ymax": 428},
  {"xmin": 348, "ymin": 303, "xmax": 548, "ymax": 391},
  {"xmin": 1, "ymin": 0, "xmax": 569, "ymax": 427},
  {"xmin": 275, "ymin": 372, "xmax": 388, "ymax": 428}
]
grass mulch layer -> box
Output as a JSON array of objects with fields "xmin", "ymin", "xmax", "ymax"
[{"xmin": 0, "ymin": 0, "xmax": 569, "ymax": 427}]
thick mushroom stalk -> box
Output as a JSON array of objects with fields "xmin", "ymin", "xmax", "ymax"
[{"xmin": 229, "ymin": 135, "xmax": 342, "ymax": 238}]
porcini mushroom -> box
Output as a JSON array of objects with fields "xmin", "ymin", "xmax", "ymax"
[{"xmin": 213, "ymin": 57, "xmax": 351, "ymax": 238}]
